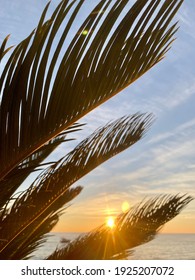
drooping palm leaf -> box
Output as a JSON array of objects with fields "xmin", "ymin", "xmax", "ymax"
[
  {"xmin": 0, "ymin": 0, "xmax": 183, "ymax": 180},
  {"xmin": 47, "ymin": 194, "xmax": 193, "ymax": 260},
  {"xmin": 0, "ymin": 113, "xmax": 153, "ymax": 259}
]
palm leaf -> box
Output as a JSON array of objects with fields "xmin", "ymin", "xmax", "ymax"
[
  {"xmin": 47, "ymin": 194, "xmax": 193, "ymax": 260},
  {"xmin": 2, "ymin": 186, "xmax": 83, "ymax": 260},
  {"xmin": 0, "ymin": 0, "xmax": 183, "ymax": 180},
  {"xmin": 0, "ymin": 123, "xmax": 83, "ymax": 210},
  {"xmin": 0, "ymin": 35, "xmax": 13, "ymax": 62},
  {"xmin": 0, "ymin": 113, "xmax": 153, "ymax": 259}
]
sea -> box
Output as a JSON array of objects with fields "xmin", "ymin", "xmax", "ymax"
[{"xmin": 32, "ymin": 233, "xmax": 195, "ymax": 260}]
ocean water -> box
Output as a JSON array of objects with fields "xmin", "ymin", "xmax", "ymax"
[{"xmin": 32, "ymin": 233, "xmax": 195, "ymax": 260}]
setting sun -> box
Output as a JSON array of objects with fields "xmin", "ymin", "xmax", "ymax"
[{"xmin": 107, "ymin": 217, "xmax": 115, "ymax": 229}]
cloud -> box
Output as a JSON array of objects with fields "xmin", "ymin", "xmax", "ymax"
[
  {"xmin": 149, "ymin": 118, "xmax": 195, "ymax": 145},
  {"xmin": 178, "ymin": 2, "xmax": 195, "ymax": 40}
]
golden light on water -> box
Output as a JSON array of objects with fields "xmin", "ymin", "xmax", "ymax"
[
  {"xmin": 106, "ymin": 217, "xmax": 115, "ymax": 229},
  {"xmin": 122, "ymin": 201, "xmax": 130, "ymax": 213}
]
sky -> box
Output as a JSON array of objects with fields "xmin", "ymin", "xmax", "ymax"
[{"xmin": 0, "ymin": 0, "xmax": 195, "ymax": 234}]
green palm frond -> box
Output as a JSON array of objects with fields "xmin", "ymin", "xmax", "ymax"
[
  {"xmin": 47, "ymin": 194, "xmax": 193, "ymax": 260},
  {"xmin": 0, "ymin": 113, "xmax": 153, "ymax": 259},
  {"xmin": 0, "ymin": 0, "xmax": 183, "ymax": 180}
]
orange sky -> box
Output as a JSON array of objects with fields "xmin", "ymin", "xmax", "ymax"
[
  {"xmin": 52, "ymin": 197, "xmax": 195, "ymax": 234},
  {"xmin": 54, "ymin": 220, "xmax": 195, "ymax": 234},
  {"xmin": 53, "ymin": 217, "xmax": 195, "ymax": 234}
]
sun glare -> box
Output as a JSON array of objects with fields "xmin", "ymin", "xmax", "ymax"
[
  {"xmin": 107, "ymin": 217, "xmax": 115, "ymax": 229},
  {"xmin": 122, "ymin": 201, "xmax": 130, "ymax": 213},
  {"xmin": 82, "ymin": 30, "xmax": 89, "ymax": 35}
]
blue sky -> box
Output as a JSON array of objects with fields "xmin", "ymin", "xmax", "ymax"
[{"xmin": 0, "ymin": 0, "xmax": 195, "ymax": 233}]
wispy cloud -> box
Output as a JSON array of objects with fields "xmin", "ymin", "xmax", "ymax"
[
  {"xmin": 149, "ymin": 118, "xmax": 195, "ymax": 145},
  {"xmin": 159, "ymin": 82, "xmax": 195, "ymax": 110},
  {"xmin": 178, "ymin": 2, "xmax": 195, "ymax": 40}
]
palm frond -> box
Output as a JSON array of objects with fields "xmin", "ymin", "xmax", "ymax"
[
  {"xmin": 0, "ymin": 186, "xmax": 82, "ymax": 260},
  {"xmin": 21, "ymin": 214, "xmax": 59, "ymax": 260},
  {"xmin": 47, "ymin": 194, "xmax": 193, "ymax": 260},
  {"xmin": 0, "ymin": 113, "xmax": 153, "ymax": 259},
  {"xmin": 0, "ymin": 0, "xmax": 183, "ymax": 180},
  {"xmin": 0, "ymin": 123, "xmax": 83, "ymax": 210},
  {"xmin": 0, "ymin": 35, "xmax": 13, "ymax": 62}
]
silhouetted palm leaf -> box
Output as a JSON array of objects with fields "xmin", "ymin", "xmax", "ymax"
[
  {"xmin": 0, "ymin": 35, "xmax": 13, "ymax": 62},
  {"xmin": 0, "ymin": 123, "xmax": 83, "ymax": 210},
  {"xmin": 0, "ymin": 0, "xmax": 189, "ymax": 261},
  {"xmin": 47, "ymin": 194, "xmax": 193, "ymax": 260},
  {"xmin": 0, "ymin": 0, "xmax": 183, "ymax": 180},
  {"xmin": 2, "ymin": 186, "xmax": 83, "ymax": 260},
  {"xmin": 0, "ymin": 113, "xmax": 153, "ymax": 259}
]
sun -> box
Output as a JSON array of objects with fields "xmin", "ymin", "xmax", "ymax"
[{"xmin": 107, "ymin": 217, "xmax": 115, "ymax": 229}]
